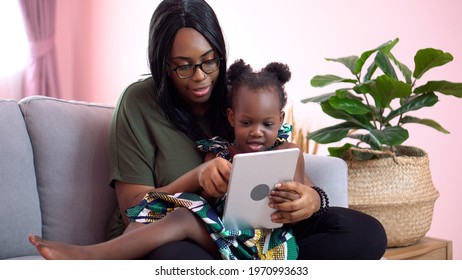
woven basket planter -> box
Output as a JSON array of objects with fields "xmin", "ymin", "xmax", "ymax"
[{"xmin": 347, "ymin": 146, "xmax": 439, "ymax": 248}]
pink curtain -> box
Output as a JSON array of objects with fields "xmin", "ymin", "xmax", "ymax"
[{"xmin": 19, "ymin": 0, "xmax": 60, "ymax": 98}]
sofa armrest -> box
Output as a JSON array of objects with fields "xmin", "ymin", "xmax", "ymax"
[{"xmin": 303, "ymin": 154, "xmax": 348, "ymax": 208}]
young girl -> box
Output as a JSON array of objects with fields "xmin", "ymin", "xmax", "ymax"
[{"xmin": 28, "ymin": 59, "xmax": 324, "ymax": 260}]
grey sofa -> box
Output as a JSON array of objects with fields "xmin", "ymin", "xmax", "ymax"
[{"xmin": 0, "ymin": 96, "xmax": 348, "ymax": 260}]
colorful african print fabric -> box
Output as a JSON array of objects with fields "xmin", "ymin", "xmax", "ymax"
[{"xmin": 126, "ymin": 124, "xmax": 298, "ymax": 260}]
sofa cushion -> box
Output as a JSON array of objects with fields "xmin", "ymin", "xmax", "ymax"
[
  {"xmin": 304, "ymin": 154, "xmax": 348, "ymax": 207},
  {"xmin": 19, "ymin": 96, "xmax": 117, "ymax": 245},
  {"xmin": 0, "ymin": 99, "xmax": 42, "ymax": 259}
]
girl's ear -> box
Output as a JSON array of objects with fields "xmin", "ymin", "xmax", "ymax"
[
  {"xmin": 227, "ymin": 108, "xmax": 235, "ymax": 127},
  {"xmin": 279, "ymin": 110, "xmax": 285, "ymax": 123}
]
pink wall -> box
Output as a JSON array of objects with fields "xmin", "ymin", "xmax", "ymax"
[
  {"xmin": 56, "ymin": 0, "xmax": 154, "ymax": 104},
  {"xmin": 56, "ymin": 0, "xmax": 462, "ymax": 259}
]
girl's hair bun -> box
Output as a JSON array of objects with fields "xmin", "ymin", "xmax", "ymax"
[
  {"xmin": 227, "ymin": 59, "xmax": 252, "ymax": 84},
  {"xmin": 263, "ymin": 62, "xmax": 291, "ymax": 84}
]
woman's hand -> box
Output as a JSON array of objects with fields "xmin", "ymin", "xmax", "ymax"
[
  {"xmin": 268, "ymin": 181, "xmax": 321, "ymax": 224},
  {"xmin": 197, "ymin": 157, "xmax": 232, "ymax": 198}
]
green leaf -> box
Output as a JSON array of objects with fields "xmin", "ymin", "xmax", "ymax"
[
  {"xmin": 351, "ymin": 150, "xmax": 376, "ymax": 160},
  {"xmin": 320, "ymin": 102, "xmax": 374, "ymax": 129},
  {"xmin": 368, "ymin": 75, "xmax": 412, "ymax": 108},
  {"xmin": 349, "ymin": 133, "xmax": 382, "ymax": 150},
  {"xmin": 307, "ymin": 122, "xmax": 359, "ymax": 144},
  {"xmin": 320, "ymin": 101, "xmax": 353, "ymax": 120},
  {"xmin": 375, "ymin": 51, "xmax": 398, "ymax": 80},
  {"xmin": 379, "ymin": 38, "xmax": 400, "ymax": 54},
  {"xmin": 387, "ymin": 52, "xmax": 412, "ymax": 84},
  {"xmin": 353, "ymin": 80, "xmax": 374, "ymax": 94},
  {"xmin": 363, "ymin": 61, "xmax": 378, "ymax": 82},
  {"xmin": 354, "ymin": 39, "xmax": 399, "ymax": 74},
  {"xmin": 385, "ymin": 92, "xmax": 438, "ymax": 122},
  {"xmin": 401, "ymin": 116, "xmax": 450, "ymax": 134},
  {"xmin": 335, "ymin": 89, "xmax": 364, "ymax": 101},
  {"xmin": 301, "ymin": 92, "xmax": 336, "ymax": 103},
  {"xmin": 325, "ymin": 56, "xmax": 358, "ymax": 74},
  {"xmin": 370, "ymin": 126, "xmax": 409, "ymax": 146},
  {"xmin": 363, "ymin": 39, "xmax": 401, "ymax": 82},
  {"xmin": 310, "ymin": 75, "xmax": 357, "ymax": 87},
  {"xmin": 334, "ymin": 88, "xmax": 351, "ymax": 99},
  {"xmin": 413, "ymin": 48, "xmax": 453, "ymax": 79},
  {"xmin": 328, "ymin": 96, "xmax": 373, "ymax": 115},
  {"xmin": 327, "ymin": 143, "xmax": 353, "ymax": 158},
  {"xmin": 301, "ymin": 89, "xmax": 358, "ymax": 104},
  {"xmin": 414, "ymin": 80, "xmax": 462, "ymax": 97}
]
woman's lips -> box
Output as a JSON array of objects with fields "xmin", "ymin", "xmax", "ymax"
[{"xmin": 189, "ymin": 85, "xmax": 211, "ymax": 97}]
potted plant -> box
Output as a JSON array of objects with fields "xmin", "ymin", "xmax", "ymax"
[{"xmin": 301, "ymin": 38, "xmax": 462, "ymax": 247}]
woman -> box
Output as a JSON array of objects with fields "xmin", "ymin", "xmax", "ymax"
[
  {"xmin": 27, "ymin": 59, "xmax": 307, "ymax": 260},
  {"xmin": 109, "ymin": 0, "xmax": 387, "ymax": 260}
]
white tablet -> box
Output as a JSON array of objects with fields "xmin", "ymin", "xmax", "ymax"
[{"xmin": 222, "ymin": 148, "xmax": 300, "ymax": 230}]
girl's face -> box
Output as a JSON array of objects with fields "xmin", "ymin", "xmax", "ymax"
[
  {"xmin": 169, "ymin": 28, "xmax": 219, "ymax": 116},
  {"xmin": 227, "ymin": 86, "xmax": 284, "ymax": 154}
]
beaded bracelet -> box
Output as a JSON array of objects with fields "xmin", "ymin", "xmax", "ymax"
[{"xmin": 311, "ymin": 186, "xmax": 329, "ymax": 217}]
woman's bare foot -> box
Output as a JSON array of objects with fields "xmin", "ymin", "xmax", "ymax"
[{"xmin": 28, "ymin": 234, "xmax": 89, "ymax": 260}]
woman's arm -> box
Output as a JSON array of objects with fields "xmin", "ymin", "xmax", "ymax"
[
  {"xmin": 268, "ymin": 143, "xmax": 322, "ymax": 224},
  {"xmin": 115, "ymin": 156, "xmax": 232, "ymax": 225},
  {"xmin": 114, "ymin": 182, "xmax": 155, "ymax": 225},
  {"xmin": 269, "ymin": 178, "xmax": 321, "ymax": 224}
]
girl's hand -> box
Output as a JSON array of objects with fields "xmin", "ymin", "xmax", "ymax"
[
  {"xmin": 268, "ymin": 181, "xmax": 321, "ymax": 224},
  {"xmin": 197, "ymin": 157, "xmax": 232, "ymax": 198}
]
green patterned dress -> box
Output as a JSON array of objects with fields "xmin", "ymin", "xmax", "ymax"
[{"xmin": 126, "ymin": 124, "xmax": 298, "ymax": 260}]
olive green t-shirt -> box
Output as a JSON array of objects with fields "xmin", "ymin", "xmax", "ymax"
[{"xmin": 109, "ymin": 77, "xmax": 210, "ymax": 188}]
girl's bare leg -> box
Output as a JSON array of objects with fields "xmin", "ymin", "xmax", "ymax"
[{"xmin": 28, "ymin": 208, "xmax": 219, "ymax": 260}]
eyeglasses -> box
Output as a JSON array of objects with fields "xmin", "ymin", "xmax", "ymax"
[{"xmin": 168, "ymin": 58, "xmax": 222, "ymax": 79}]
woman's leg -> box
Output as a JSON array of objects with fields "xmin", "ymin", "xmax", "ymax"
[
  {"xmin": 292, "ymin": 207, "xmax": 387, "ymax": 260},
  {"xmin": 140, "ymin": 240, "xmax": 217, "ymax": 260},
  {"xmin": 29, "ymin": 208, "xmax": 218, "ymax": 260}
]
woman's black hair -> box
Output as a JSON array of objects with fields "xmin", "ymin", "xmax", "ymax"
[
  {"xmin": 148, "ymin": 0, "xmax": 233, "ymax": 142},
  {"xmin": 227, "ymin": 59, "xmax": 290, "ymax": 110}
]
